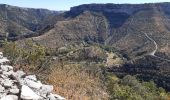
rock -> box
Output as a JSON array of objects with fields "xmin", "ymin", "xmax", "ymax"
[
  {"xmin": 0, "ymin": 93, "xmax": 6, "ymax": 99},
  {"xmin": 21, "ymin": 85, "xmax": 42, "ymax": 100},
  {"xmin": 39, "ymin": 85, "xmax": 54, "ymax": 97},
  {"xmin": 1, "ymin": 65, "xmax": 13, "ymax": 71},
  {"xmin": 12, "ymin": 70, "xmax": 25, "ymax": 79},
  {"xmin": 3, "ymin": 71, "xmax": 13, "ymax": 77},
  {"xmin": 9, "ymin": 88, "xmax": 19, "ymax": 94},
  {"xmin": 0, "ymin": 85, "xmax": 5, "ymax": 93},
  {"xmin": 7, "ymin": 66, "xmax": 13, "ymax": 71},
  {"xmin": 0, "ymin": 52, "xmax": 3, "ymax": 59},
  {"xmin": 0, "ymin": 70, "xmax": 2, "ymax": 74},
  {"xmin": 0, "ymin": 53, "xmax": 65, "ymax": 99},
  {"xmin": 1, "ymin": 79, "xmax": 13, "ymax": 88},
  {"xmin": 12, "ymin": 70, "xmax": 25, "ymax": 84},
  {"xmin": 24, "ymin": 78, "xmax": 43, "ymax": 89},
  {"xmin": 25, "ymin": 75, "xmax": 37, "ymax": 81},
  {"xmin": 0, "ymin": 57, "xmax": 9, "ymax": 64},
  {"xmin": 0, "ymin": 95, "xmax": 18, "ymax": 100},
  {"xmin": 0, "ymin": 65, "xmax": 9, "ymax": 72},
  {"xmin": 0, "ymin": 75, "xmax": 7, "ymax": 79},
  {"xmin": 48, "ymin": 93, "xmax": 65, "ymax": 100}
]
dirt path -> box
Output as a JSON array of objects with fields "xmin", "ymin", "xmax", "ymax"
[
  {"xmin": 143, "ymin": 32, "xmax": 158, "ymax": 56},
  {"xmin": 143, "ymin": 32, "xmax": 170, "ymax": 62}
]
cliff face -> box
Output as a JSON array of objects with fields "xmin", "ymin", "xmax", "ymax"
[{"xmin": 66, "ymin": 3, "xmax": 161, "ymax": 28}]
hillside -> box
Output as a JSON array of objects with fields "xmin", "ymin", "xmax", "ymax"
[
  {"xmin": 32, "ymin": 3, "xmax": 170, "ymax": 59},
  {"xmin": 27, "ymin": 2, "xmax": 170, "ymax": 96},
  {"xmin": 0, "ymin": 4, "xmax": 63, "ymax": 40},
  {"xmin": 1, "ymin": 2, "xmax": 170, "ymax": 99}
]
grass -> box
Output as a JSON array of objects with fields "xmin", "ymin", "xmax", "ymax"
[{"xmin": 47, "ymin": 62, "xmax": 109, "ymax": 100}]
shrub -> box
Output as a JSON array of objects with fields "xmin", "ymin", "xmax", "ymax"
[
  {"xmin": 107, "ymin": 74, "xmax": 169, "ymax": 100},
  {"xmin": 3, "ymin": 40, "xmax": 46, "ymax": 71}
]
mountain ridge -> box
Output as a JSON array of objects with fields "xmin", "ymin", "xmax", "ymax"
[
  {"xmin": 29, "ymin": 2, "xmax": 170, "ymax": 58},
  {"xmin": 0, "ymin": 4, "xmax": 64, "ymax": 40}
]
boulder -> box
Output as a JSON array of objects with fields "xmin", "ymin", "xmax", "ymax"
[
  {"xmin": 1, "ymin": 65, "xmax": 13, "ymax": 72},
  {"xmin": 0, "ymin": 85, "xmax": 5, "ymax": 93},
  {"xmin": 0, "ymin": 57, "xmax": 9, "ymax": 64},
  {"xmin": 0, "ymin": 52, "xmax": 3, "ymax": 59},
  {"xmin": 39, "ymin": 85, "xmax": 54, "ymax": 97},
  {"xmin": 12, "ymin": 70, "xmax": 25, "ymax": 84},
  {"xmin": 0, "ymin": 65, "xmax": 9, "ymax": 72},
  {"xmin": 0, "ymin": 95, "xmax": 18, "ymax": 100},
  {"xmin": 12, "ymin": 71, "xmax": 25, "ymax": 79},
  {"xmin": 9, "ymin": 88, "xmax": 19, "ymax": 94},
  {"xmin": 1, "ymin": 79, "xmax": 13, "ymax": 88},
  {"xmin": 3, "ymin": 71, "xmax": 13, "ymax": 77},
  {"xmin": 25, "ymin": 75, "xmax": 37, "ymax": 81},
  {"xmin": 20, "ymin": 85, "xmax": 42, "ymax": 100},
  {"xmin": 24, "ymin": 78, "xmax": 43, "ymax": 89},
  {"xmin": 48, "ymin": 93, "xmax": 65, "ymax": 100}
]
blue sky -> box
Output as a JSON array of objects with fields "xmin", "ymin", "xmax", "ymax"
[{"xmin": 0, "ymin": 0, "xmax": 169, "ymax": 10}]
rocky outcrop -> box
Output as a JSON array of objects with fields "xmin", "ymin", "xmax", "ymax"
[
  {"xmin": 66, "ymin": 3, "xmax": 165, "ymax": 28},
  {"xmin": 0, "ymin": 52, "xmax": 65, "ymax": 100}
]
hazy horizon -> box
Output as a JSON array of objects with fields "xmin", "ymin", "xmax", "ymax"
[{"xmin": 0, "ymin": 0, "xmax": 170, "ymax": 10}]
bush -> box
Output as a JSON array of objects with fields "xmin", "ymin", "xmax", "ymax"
[
  {"xmin": 107, "ymin": 74, "xmax": 169, "ymax": 100},
  {"xmin": 3, "ymin": 40, "xmax": 46, "ymax": 71},
  {"xmin": 75, "ymin": 46, "xmax": 107, "ymax": 62}
]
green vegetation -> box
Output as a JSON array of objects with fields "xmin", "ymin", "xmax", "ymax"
[
  {"xmin": 107, "ymin": 74, "xmax": 169, "ymax": 100},
  {"xmin": 2, "ymin": 41, "xmax": 170, "ymax": 100},
  {"xmin": 3, "ymin": 40, "xmax": 47, "ymax": 71},
  {"xmin": 1, "ymin": 3, "xmax": 170, "ymax": 100}
]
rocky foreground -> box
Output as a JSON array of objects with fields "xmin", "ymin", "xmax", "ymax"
[{"xmin": 0, "ymin": 52, "xmax": 65, "ymax": 100}]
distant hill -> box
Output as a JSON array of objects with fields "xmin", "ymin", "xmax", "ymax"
[{"xmin": 0, "ymin": 4, "xmax": 63, "ymax": 40}]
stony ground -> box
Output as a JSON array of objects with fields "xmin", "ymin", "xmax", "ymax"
[{"xmin": 0, "ymin": 52, "xmax": 65, "ymax": 100}]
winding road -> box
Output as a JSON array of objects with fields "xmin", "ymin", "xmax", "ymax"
[
  {"xmin": 143, "ymin": 32, "xmax": 158, "ymax": 56},
  {"xmin": 143, "ymin": 32, "xmax": 170, "ymax": 62}
]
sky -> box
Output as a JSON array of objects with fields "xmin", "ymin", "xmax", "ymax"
[{"xmin": 0, "ymin": 0, "xmax": 170, "ymax": 10}]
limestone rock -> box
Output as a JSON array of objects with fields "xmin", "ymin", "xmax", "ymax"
[
  {"xmin": 24, "ymin": 78, "xmax": 43, "ymax": 89},
  {"xmin": 39, "ymin": 85, "xmax": 54, "ymax": 97},
  {"xmin": 0, "ymin": 95, "xmax": 18, "ymax": 100},
  {"xmin": 0, "ymin": 52, "xmax": 65, "ymax": 100},
  {"xmin": 20, "ymin": 85, "xmax": 42, "ymax": 100},
  {"xmin": 0, "ymin": 85, "xmax": 5, "ymax": 93},
  {"xmin": 9, "ymin": 88, "xmax": 19, "ymax": 94},
  {"xmin": 1, "ymin": 79, "xmax": 13, "ymax": 88},
  {"xmin": 0, "ymin": 57, "xmax": 9, "ymax": 64},
  {"xmin": 48, "ymin": 93, "xmax": 65, "ymax": 100},
  {"xmin": 25, "ymin": 75, "xmax": 37, "ymax": 81}
]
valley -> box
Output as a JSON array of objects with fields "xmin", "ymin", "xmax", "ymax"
[{"xmin": 0, "ymin": 2, "xmax": 170, "ymax": 100}]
